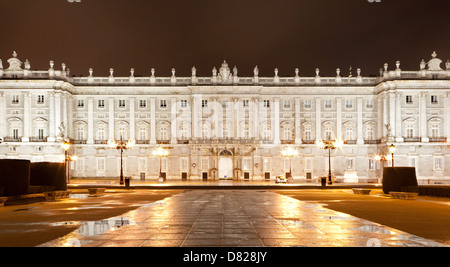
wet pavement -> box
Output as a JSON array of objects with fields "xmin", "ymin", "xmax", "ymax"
[{"xmin": 38, "ymin": 190, "xmax": 447, "ymax": 247}]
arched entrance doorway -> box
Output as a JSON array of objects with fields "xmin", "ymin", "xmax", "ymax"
[{"xmin": 218, "ymin": 149, "xmax": 233, "ymax": 179}]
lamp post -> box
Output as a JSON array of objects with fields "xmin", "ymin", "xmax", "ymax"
[
  {"xmin": 109, "ymin": 136, "xmax": 134, "ymax": 185},
  {"xmin": 317, "ymin": 139, "xmax": 343, "ymax": 185},
  {"xmin": 281, "ymin": 146, "xmax": 299, "ymax": 180},
  {"xmin": 152, "ymin": 146, "xmax": 169, "ymax": 181},
  {"xmin": 389, "ymin": 144, "xmax": 396, "ymax": 167}
]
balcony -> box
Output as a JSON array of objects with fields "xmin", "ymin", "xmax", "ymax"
[
  {"xmin": 73, "ymin": 140, "xmax": 87, "ymax": 144},
  {"xmin": 136, "ymin": 140, "xmax": 150, "ymax": 144},
  {"xmin": 403, "ymin": 137, "xmax": 421, "ymax": 142},
  {"xmin": 29, "ymin": 136, "xmax": 48, "ymax": 142},
  {"xmin": 177, "ymin": 139, "xmax": 189, "ymax": 144},
  {"xmin": 344, "ymin": 140, "xmax": 357, "ymax": 145},
  {"xmin": 429, "ymin": 137, "xmax": 447, "ymax": 142},
  {"xmin": 3, "ymin": 137, "xmax": 22, "ymax": 142},
  {"xmin": 190, "ymin": 138, "xmax": 261, "ymax": 145},
  {"xmin": 281, "ymin": 140, "xmax": 294, "ymax": 145},
  {"xmin": 157, "ymin": 140, "xmax": 170, "ymax": 144},
  {"xmin": 94, "ymin": 140, "xmax": 108, "ymax": 145},
  {"xmin": 301, "ymin": 140, "xmax": 316, "ymax": 144},
  {"xmin": 364, "ymin": 139, "xmax": 382, "ymax": 144}
]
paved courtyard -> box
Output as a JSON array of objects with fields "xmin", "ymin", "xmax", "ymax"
[{"xmin": 39, "ymin": 190, "xmax": 447, "ymax": 247}]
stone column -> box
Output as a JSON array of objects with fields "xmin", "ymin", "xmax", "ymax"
[
  {"xmin": 192, "ymin": 95, "xmax": 201, "ymax": 139},
  {"xmin": 23, "ymin": 92, "xmax": 31, "ymax": 142},
  {"xmin": 67, "ymin": 97, "xmax": 74, "ymax": 140},
  {"xmin": 87, "ymin": 97, "xmax": 94, "ymax": 144},
  {"xmin": 382, "ymin": 92, "xmax": 388, "ymax": 140},
  {"xmin": 253, "ymin": 97, "xmax": 259, "ymax": 139},
  {"xmin": 336, "ymin": 97, "xmax": 342, "ymax": 141},
  {"xmin": 0, "ymin": 92, "xmax": 5, "ymax": 140},
  {"xmin": 419, "ymin": 92, "xmax": 429, "ymax": 142},
  {"xmin": 395, "ymin": 92, "xmax": 403, "ymax": 142},
  {"xmin": 315, "ymin": 98, "xmax": 321, "ymax": 141},
  {"xmin": 108, "ymin": 98, "xmax": 115, "ymax": 141},
  {"xmin": 273, "ymin": 98, "xmax": 280, "ymax": 144},
  {"xmin": 150, "ymin": 97, "xmax": 156, "ymax": 144},
  {"xmin": 54, "ymin": 92, "xmax": 62, "ymax": 140},
  {"xmin": 48, "ymin": 92, "xmax": 56, "ymax": 142},
  {"xmin": 357, "ymin": 97, "xmax": 364, "ymax": 144},
  {"xmin": 62, "ymin": 94, "xmax": 68, "ymax": 139},
  {"xmin": 295, "ymin": 98, "xmax": 302, "ymax": 144},
  {"xmin": 446, "ymin": 93, "xmax": 450, "ymax": 142},
  {"xmin": 389, "ymin": 92, "xmax": 396, "ymax": 140},
  {"xmin": 233, "ymin": 98, "xmax": 238, "ymax": 138},
  {"xmin": 129, "ymin": 97, "xmax": 135, "ymax": 140},
  {"xmin": 170, "ymin": 97, "xmax": 177, "ymax": 144}
]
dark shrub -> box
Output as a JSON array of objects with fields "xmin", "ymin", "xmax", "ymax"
[
  {"xmin": 0, "ymin": 159, "xmax": 31, "ymax": 196},
  {"xmin": 30, "ymin": 162, "xmax": 66, "ymax": 191},
  {"xmin": 382, "ymin": 167, "xmax": 418, "ymax": 194}
]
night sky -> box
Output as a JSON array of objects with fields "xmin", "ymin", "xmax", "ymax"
[{"xmin": 1, "ymin": 0, "xmax": 449, "ymax": 77}]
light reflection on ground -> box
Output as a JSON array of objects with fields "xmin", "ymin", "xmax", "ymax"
[{"xmin": 38, "ymin": 191, "xmax": 447, "ymax": 247}]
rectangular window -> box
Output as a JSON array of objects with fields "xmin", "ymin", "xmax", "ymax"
[
  {"xmin": 345, "ymin": 99, "xmax": 353, "ymax": 109},
  {"xmin": 406, "ymin": 95, "xmax": 413, "ymax": 104},
  {"xmin": 366, "ymin": 100, "xmax": 373, "ymax": 109},
  {"xmin": 305, "ymin": 158, "xmax": 312, "ymax": 170},
  {"xmin": 160, "ymin": 99, "xmax": 167, "ymax": 108},
  {"xmin": 12, "ymin": 129, "xmax": 19, "ymax": 139},
  {"xmin": 201, "ymin": 158, "xmax": 209, "ymax": 170},
  {"xmin": 181, "ymin": 100, "xmax": 187, "ymax": 108},
  {"xmin": 368, "ymin": 159, "xmax": 375, "ymax": 170},
  {"xmin": 77, "ymin": 100, "xmax": 84, "ymax": 108},
  {"xmin": 431, "ymin": 95, "xmax": 438, "ymax": 104},
  {"xmin": 263, "ymin": 158, "xmax": 271, "ymax": 171},
  {"xmin": 139, "ymin": 99, "xmax": 147, "ymax": 108},
  {"xmin": 139, "ymin": 158, "xmax": 147, "ymax": 171},
  {"xmin": 324, "ymin": 100, "xmax": 332, "ymax": 109},
  {"xmin": 180, "ymin": 158, "xmax": 188, "ymax": 171},
  {"xmin": 242, "ymin": 100, "xmax": 249, "ymax": 107},
  {"xmin": 243, "ymin": 158, "xmax": 251, "ymax": 171},
  {"xmin": 434, "ymin": 157, "xmax": 443, "ymax": 171},
  {"xmin": 98, "ymin": 99, "xmax": 105, "ymax": 108},
  {"xmin": 97, "ymin": 158, "xmax": 105, "ymax": 172},
  {"xmin": 304, "ymin": 100, "xmax": 311, "ymax": 109},
  {"xmin": 283, "ymin": 100, "xmax": 291, "ymax": 109},
  {"xmin": 12, "ymin": 95, "xmax": 19, "ymax": 104},
  {"xmin": 346, "ymin": 158, "xmax": 354, "ymax": 171},
  {"xmin": 118, "ymin": 99, "xmax": 126, "ymax": 108},
  {"xmin": 201, "ymin": 99, "xmax": 208, "ymax": 108},
  {"xmin": 37, "ymin": 95, "xmax": 45, "ymax": 104},
  {"xmin": 263, "ymin": 100, "xmax": 270, "ymax": 108}
]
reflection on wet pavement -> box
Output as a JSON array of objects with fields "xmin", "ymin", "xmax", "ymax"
[{"xmin": 39, "ymin": 190, "xmax": 447, "ymax": 247}]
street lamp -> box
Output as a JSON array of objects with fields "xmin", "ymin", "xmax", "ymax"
[
  {"xmin": 281, "ymin": 146, "xmax": 298, "ymax": 180},
  {"xmin": 389, "ymin": 144, "xmax": 396, "ymax": 167},
  {"xmin": 316, "ymin": 139, "xmax": 343, "ymax": 185},
  {"xmin": 109, "ymin": 136, "xmax": 134, "ymax": 185},
  {"xmin": 152, "ymin": 146, "xmax": 169, "ymax": 181}
]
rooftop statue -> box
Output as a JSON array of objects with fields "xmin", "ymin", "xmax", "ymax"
[{"xmin": 218, "ymin": 60, "xmax": 232, "ymax": 84}]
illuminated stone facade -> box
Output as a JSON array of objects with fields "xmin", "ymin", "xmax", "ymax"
[{"xmin": 0, "ymin": 51, "xmax": 449, "ymax": 183}]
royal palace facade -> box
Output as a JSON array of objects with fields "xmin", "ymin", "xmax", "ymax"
[{"xmin": 0, "ymin": 51, "xmax": 449, "ymax": 183}]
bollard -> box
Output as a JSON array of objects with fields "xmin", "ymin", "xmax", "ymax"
[
  {"xmin": 125, "ymin": 177, "xmax": 130, "ymax": 187},
  {"xmin": 321, "ymin": 177, "xmax": 327, "ymax": 187}
]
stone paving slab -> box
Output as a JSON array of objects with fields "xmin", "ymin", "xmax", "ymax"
[{"xmin": 39, "ymin": 190, "xmax": 447, "ymax": 247}]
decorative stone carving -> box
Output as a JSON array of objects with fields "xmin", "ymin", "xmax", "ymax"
[
  {"xmin": 427, "ymin": 51, "xmax": 442, "ymax": 71},
  {"xmin": 6, "ymin": 51, "xmax": 23, "ymax": 71}
]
